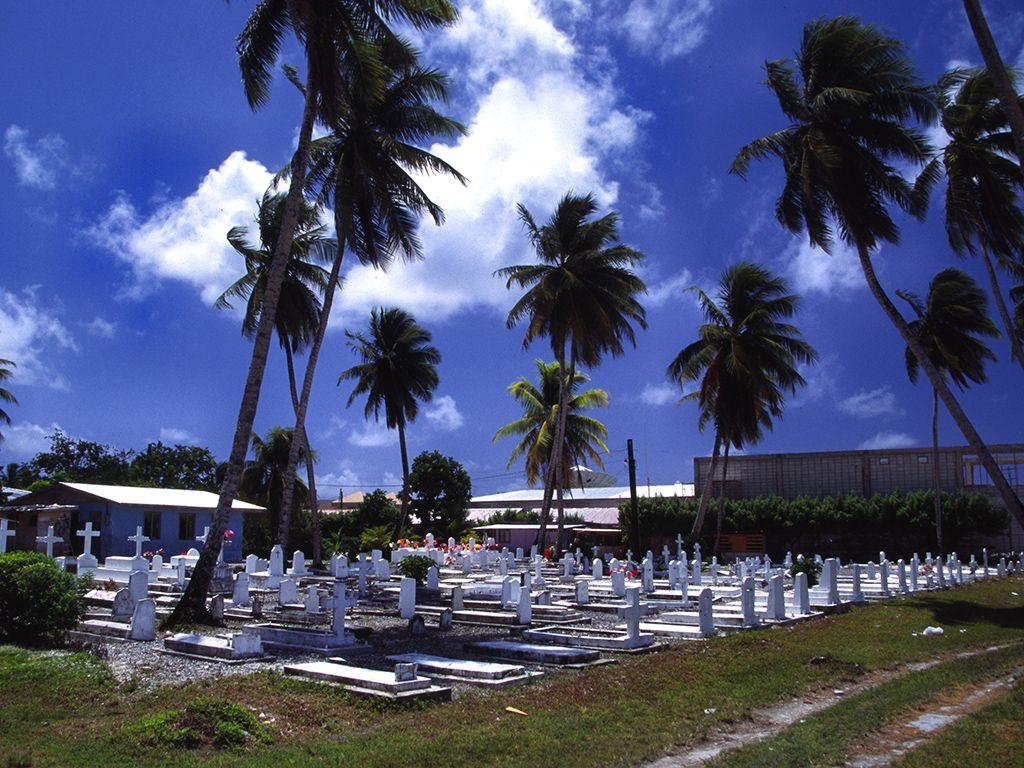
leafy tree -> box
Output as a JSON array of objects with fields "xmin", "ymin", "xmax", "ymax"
[
  {"xmin": 0, "ymin": 551, "xmax": 86, "ymax": 643},
  {"xmin": 916, "ymin": 67, "xmax": 1024, "ymax": 369},
  {"xmin": 274, "ymin": 36, "xmax": 465, "ymax": 558},
  {"xmin": 493, "ymin": 360, "xmax": 609, "ymax": 491},
  {"xmin": 0, "ymin": 359, "xmax": 17, "ymax": 443},
  {"xmin": 898, "ymin": 269, "xmax": 999, "ymax": 551},
  {"xmin": 407, "ymin": 450, "xmax": 472, "ymax": 540},
  {"xmin": 731, "ymin": 15, "xmax": 1024, "ymax": 532},
  {"xmin": 24, "ymin": 429, "xmax": 132, "ymax": 486},
  {"xmin": 668, "ymin": 263, "xmax": 815, "ymax": 553},
  {"xmin": 498, "ymin": 192, "xmax": 646, "ymax": 551},
  {"xmin": 173, "ymin": 0, "xmax": 458, "ymax": 626},
  {"xmin": 339, "ymin": 307, "xmax": 440, "ymax": 537},
  {"xmin": 217, "ymin": 189, "xmax": 334, "ymax": 557},
  {"xmin": 129, "ymin": 442, "xmax": 218, "ymax": 491}
]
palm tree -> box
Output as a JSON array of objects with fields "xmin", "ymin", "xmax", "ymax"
[
  {"xmin": 216, "ymin": 190, "xmax": 334, "ymax": 558},
  {"xmin": 493, "ymin": 360, "xmax": 610, "ymax": 498},
  {"xmin": 239, "ymin": 426, "xmax": 309, "ymax": 551},
  {"xmin": 898, "ymin": 269, "xmax": 999, "ymax": 552},
  {"xmin": 668, "ymin": 263, "xmax": 816, "ymax": 552},
  {"xmin": 498, "ymin": 192, "xmax": 647, "ymax": 553},
  {"xmin": 339, "ymin": 307, "xmax": 440, "ymax": 538},
  {"xmin": 172, "ymin": 0, "xmax": 457, "ymax": 625},
  {"xmin": 731, "ymin": 16, "xmax": 1024, "ymax": 531},
  {"xmin": 961, "ymin": 0, "xmax": 1024, "ymax": 164},
  {"xmin": 916, "ymin": 67, "xmax": 1024, "ymax": 370},
  {"xmin": 273, "ymin": 35, "xmax": 465, "ymax": 557},
  {"xmin": 0, "ymin": 359, "xmax": 17, "ymax": 442}
]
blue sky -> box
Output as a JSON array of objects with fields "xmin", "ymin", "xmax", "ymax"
[{"xmin": 3, "ymin": 0, "xmax": 1023, "ymax": 498}]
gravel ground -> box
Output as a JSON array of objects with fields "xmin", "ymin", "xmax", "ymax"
[{"xmin": 67, "ymin": 585, "xmax": 625, "ymax": 694}]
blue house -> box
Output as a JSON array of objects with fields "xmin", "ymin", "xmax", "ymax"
[{"xmin": 2, "ymin": 482, "xmax": 265, "ymax": 562}]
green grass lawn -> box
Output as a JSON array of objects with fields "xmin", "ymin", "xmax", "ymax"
[{"xmin": 1, "ymin": 577, "xmax": 1022, "ymax": 768}]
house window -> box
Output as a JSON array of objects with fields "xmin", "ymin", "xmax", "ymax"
[
  {"xmin": 143, "ymin": 511, "xmax": 162, "ymax": 539},
  {"xmin": 879, "ymin": 457, "xmax": 890, "ymax": 465},
  {"xmin": 918, "ymin": 456, "xmax": 929, "ymax": 464},
  {"xmin": 496, "ymin": 528, "xmax": 511, "ymax": 544},
  {"xmin": 178, "ymin": 512, "xmax": 196, "ymax": 541}
]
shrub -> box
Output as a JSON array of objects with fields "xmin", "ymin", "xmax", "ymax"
[
  {"xmin": 134, "ymin": 698, "xmax": 271, "ymax": 749},
  {"xmin": 395, "ymin": 555, "xmax": 435, "ymax": 585},
  {"xmin": 0, "ymin": 551, "xmax": 86, "ymax": 643},
  {"xmin": 789, "ymin": 556, "xmax": 821, "ymax": 588}
]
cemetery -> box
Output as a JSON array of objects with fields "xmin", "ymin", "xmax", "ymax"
[{"xmin": 2, "ymin": 514, "xmax": 1024, "ymax": 766}]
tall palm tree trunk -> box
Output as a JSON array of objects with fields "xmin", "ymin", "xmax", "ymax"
[
  {"xmin": 962, "ymin": 0, "xmax": 1024, "ymax": 165},
  {"xmin": 534, "ymin": 460, "xmax": 555, "ymax": 553},
  {"xmin": 281, "ymin": 340, "xmax": 322, "ymax": 561},
  {"xmin": 713, "ymin": 441, "xmax": 731, "ymax": 557},
  {"xmin": 394, "ymin": 419, "xmax": 411, "ymax": 540},
  {"xmin": 555, "ymin": 482, "xmax": 565, "ymax": 557},
  {"xmin": 980, "ymin": 245, "xmax": 1024, "ymax": 370},
  {"xmin": 855, "ymin": 244, "xmax": 1024, "ymax": 529},
  {"xmin": 544, "ymin": 355, "xmax": 575, "ymax": 556},
  {"xmin": 277, "ymin": 247, "xmax": 345, "ymax": 553},
  {"xmin": 932, "ymin": 387, "xmax": 943, "ymax": 553},
  {"xmin": 165, "ymin": 64, "xmax": 319, "ymax": 628},
  {"xmin": 690, "ymin": 432, "xmax": 722, "ymax": 544}
]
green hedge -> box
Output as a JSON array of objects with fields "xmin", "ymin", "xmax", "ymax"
[
  {"xmin": 619, "ymin": 491, "xmax": 1007, "ymax": 559},
  {"xmin": 0, "ymin": 551, "xmax": 87, "ymax": 643}
]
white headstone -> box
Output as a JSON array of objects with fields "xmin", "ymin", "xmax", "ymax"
[
  {"xmin": 741, "ymin": 576, "xmax": 759, "ymax": 627},
  {"xmin": 398, "ymin": 576, "xmax": 416, "ymax": 619},
  {"xmin": 910, "ymin": 556, "xmax": 920, "ymax": 592},
  {"xmin": 278, "ymin": 578, "xmax": 298, "ymax": 605},
  {"xmin": 209, "ymin": 593, "xmax": 225, "ymax": 621},
  {"xmin": 691, "ymin": 559, "xmax": 702, "ymax": 586},
  {"xmin": 793, "ymin": 572, "xmax": 810, "ymax": 615},
  {"xmin": 897, "ymin": 559, "xmax": 908, "ymax": 593},
  {"xmin": 269, "ymin": 545, "xmax": 285, "ymax": 577},
  {"xmin": 245, "ymin": 553, "xmax": 260, "ymax": 574},
  {"xmin": 232, "ymin": 571, "xmax": 251, "ymax": 606},
  {"xmin": 304, "ymin": 587, "xmax": 322, "ymax": 614},
  {"xmin": 451, "ymin": 584, "xmax": 464, "ymax": 611},
  {"xmin": 851, "ymin": 563, "xmax": 865, "ymax": 602},
  {"xmin": 426, "ymin": 565, "xmax": 439, "ymax": 590},
  {"xmin": 289, "ymin": 550, "xmax": 309, "ymax": 576},
  {"xmin": 129, "ymin": 598, "xmax": 157, "ymax": 641},
  {"xmin": 879, "ymin": 559, "xmax": 891, "ymax": 596},
  {"xmin": 76, "ymin": 522, "xmax": 100, "ymax": 558},
  {"xmin": 111, "ymin": 588, "xmax": 134, "ymax": 621},
  {"xmin": 765, "ymin": 574, "xmax": 785, "ymax": 620},
  {"xmin": 624, "ymin": 587, "xmax": 642, "ymax": 640},
  {"xmin": 575, "ymin": 579, "xmax": 590, "ymax": 605},
  {"xmin": 611, "ymin": 569, "xmax": 626, "ymax": 597},
  {"xmin": 592, "ymin": 558, "xmax": 603, "ymax": 579},
  {"xmin": 698, "ymin": 587, "xmax": 715, "ymax": 635},
  {"xmin": 175, "ymin": 558, "xmax": 187, "ymax": 588},
  {"xmin": 517, "ymin": 584, "xmax": 532, "ymax": 625},
  {"xmin": 128, "ymin": 570, "xmax": 148, "ymax": 602}
]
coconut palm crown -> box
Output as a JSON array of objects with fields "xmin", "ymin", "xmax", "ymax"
[
  {"xmin": 339, "ymin": 307, "xmax": 440, "ymax": 537},
  {"xmin": 668, "ymin": 262, "xmax": 816, "ymax": 546},
  {"xmin": 493, "ymin": 360, "xmax": 610, "ymax": 488}
]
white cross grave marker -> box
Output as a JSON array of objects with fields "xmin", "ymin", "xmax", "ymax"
[
  {"xmin": 128, "ymin": 525, "xmax": 149, "ymax": 558},
  {"xmin": 77, "ymin": 522, "xmax": 100, "ymax": 557},
  {"xmin": 36, "ymin": 525, "xmax": 63, "ymax": 558},
  {"xmin": 0, "ymin": 518, "xmax": 15, "ymax": 554}
]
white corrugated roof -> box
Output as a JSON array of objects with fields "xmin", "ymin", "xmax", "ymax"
[
  {"xmin": 61, "ymin": 482, "xmax": 265, "ymax": 511},
  {"xmin": 472, "ymin": 482, "xmax": 693, "ymax": 503}
]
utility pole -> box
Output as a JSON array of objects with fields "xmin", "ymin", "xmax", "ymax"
[{"xmin": 627, "ymin": 439, "xmax": 640, "ymax": 556}]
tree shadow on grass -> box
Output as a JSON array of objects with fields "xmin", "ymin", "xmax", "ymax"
[{"xmin": 901, "ymin": 593, "xmax": 1024, "ymax": 630}]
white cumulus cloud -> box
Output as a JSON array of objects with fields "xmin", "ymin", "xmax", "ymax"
[
  {"xmin": 785, "ymin": 237, "xmax": 864, "ymax": 296},
  {"xmin": 86, "ymin": 151, "xmax": 274, "ymax": 303},
  {"xmin": 4, "ymin": 125, "xmax": 70, "ymax": 190},
  {"xmin": 425, "ymin": 395, "xmax": 464, "ymax": 431},
  {"xmin": 332, "ymin": 0, "xmax": 646, "ymax": 323},
  {"xmin": 613, "ymin": 0, "xmax": 717, "ymax": 62},
  {"xmin": 645, "ymin": 269, "xmax": 696, "ymax": 309},
  {"xmin": 858, "ymin": 431, "xmax": 916, "ymax": 450},
  {"xmin": 348, "ymin": 420, "xmax": 398, "ymax": 448},
  {"xmin": 85, "ymin": 317, "xmax": 117, "ymax": 339},
  {"xmin": 639, "ymin": 382, "xmax": 678, "ymax": 406},
  {"xmin": 838, "ymin": 387, "xmax": 901, "ymax": 419},
  {"xmin": 0, "ymin": 286, "xmax": 78, "ymax": 390},
  {"xmin": 158, "ymin": 427, "xmax": 200, "ymax": 445},
  {"xmin": 2, "ymin": 421, "xmax": 55, "ymax": 461}
]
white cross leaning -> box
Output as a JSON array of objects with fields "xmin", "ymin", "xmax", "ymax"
[
  {"xmin": 127, "ymin": 525, "xmax": 149, "ymax": 558},
  {"xmin": 77, "ymin": 522, "xmax": 101, "ymax": 557},
  {"xmin": 196, "ymin": 526, "xmax": 211, "ymax": 544},
  {"xmin": 36, "ymin": 525, "xmax": 63, "ymax": 559},
  {"xmin": 0, "ymin": 518, "xmax": 15, "ymax": 554}
]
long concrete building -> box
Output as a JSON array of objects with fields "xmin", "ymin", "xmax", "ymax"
[{"xmin": 694, "ymin": 443, "xmax": 1024, "ymax": 549}]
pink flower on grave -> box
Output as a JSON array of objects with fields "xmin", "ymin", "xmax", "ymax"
[
  {"xmin": 144, "ymin": 551, "xmax": 153, "ymax": 558},
  {"xmin": 156, "ymin": 548, "xmax": 164, "ymax": 556},
  {"xmin": 223, "ymin": 529, "xmax": 235, "ymax": 541}
]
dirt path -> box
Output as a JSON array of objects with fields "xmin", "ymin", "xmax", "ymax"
[{"xmin": 641, "ymin": 645, "xmax": 1016, "ymax": 768}]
